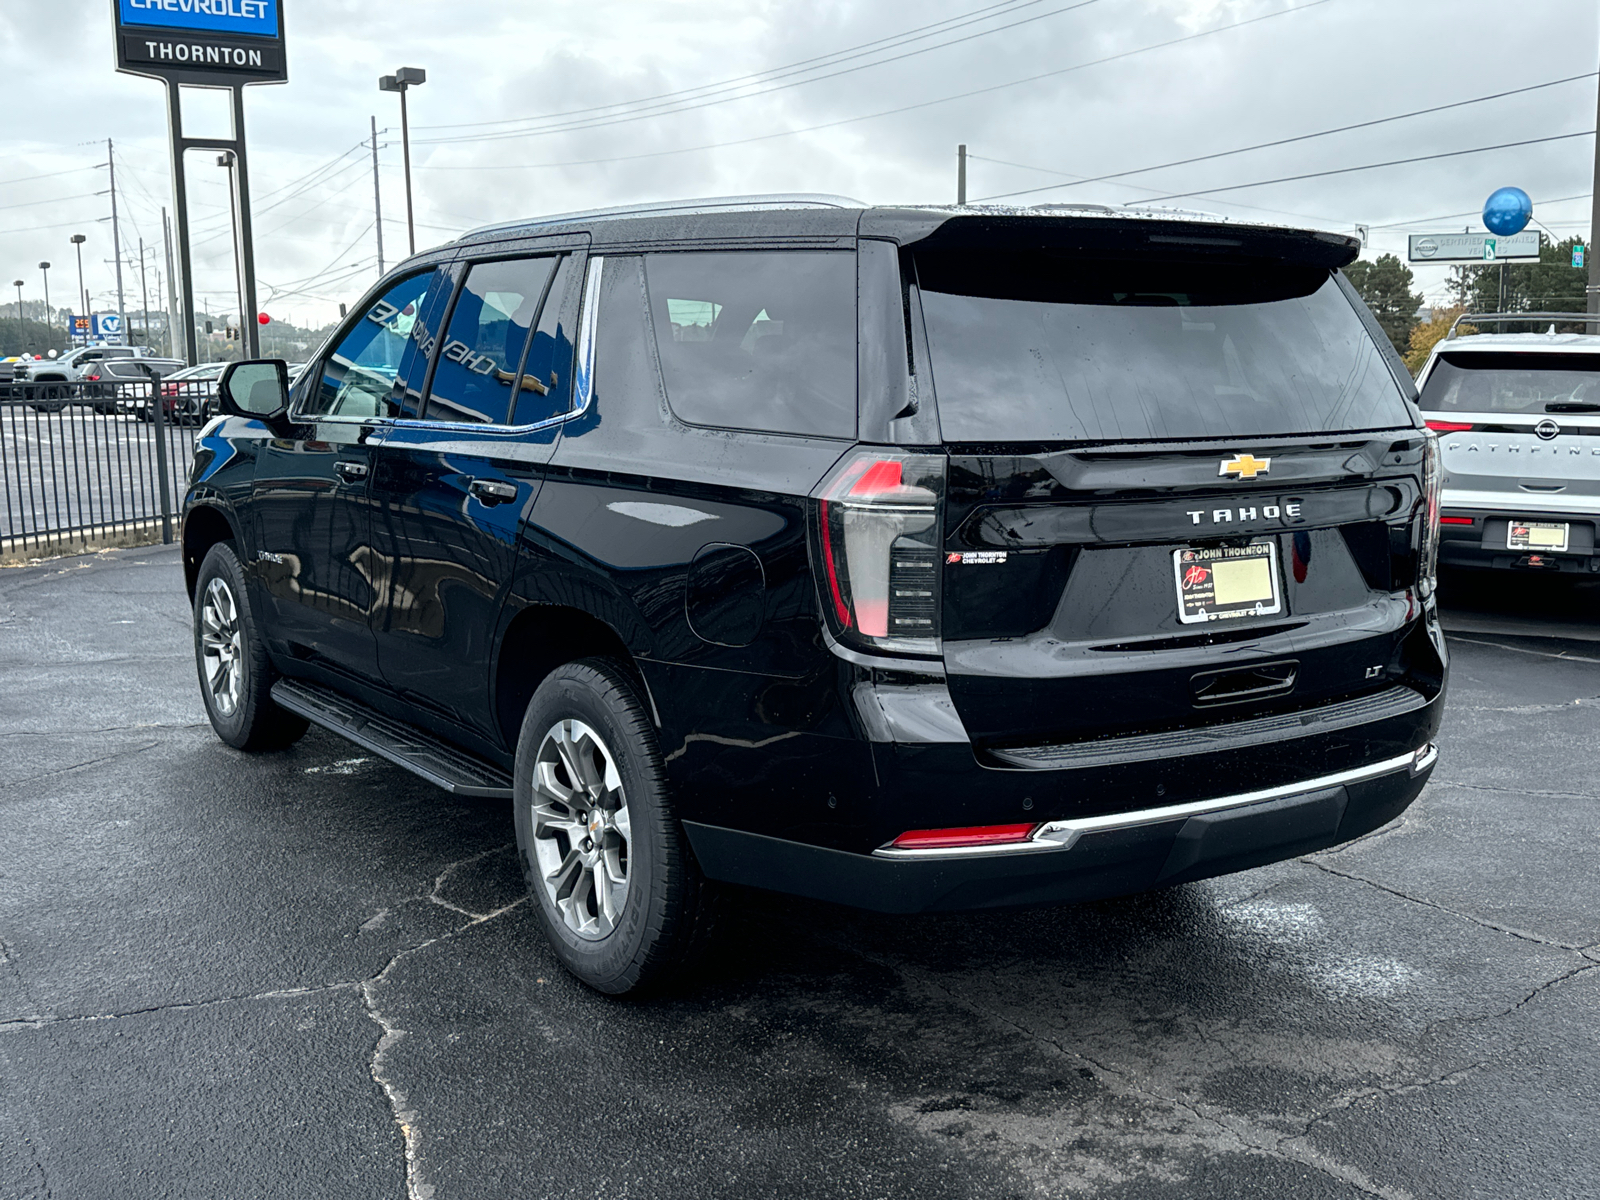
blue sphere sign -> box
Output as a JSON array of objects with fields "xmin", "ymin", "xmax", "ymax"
[{"xmin": 1483, "ymin": 187, "xmax": 1533, "ymax": 238}]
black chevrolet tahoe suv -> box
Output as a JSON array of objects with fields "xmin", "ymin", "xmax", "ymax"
[{"xmin": 182, "ymin": 196, "xmax": 1447, "ymax": 993}]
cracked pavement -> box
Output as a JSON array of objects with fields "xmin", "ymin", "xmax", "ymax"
[{"xmin": 1, "ymin": 546, "xmax": 1596, "ymax": 1199}]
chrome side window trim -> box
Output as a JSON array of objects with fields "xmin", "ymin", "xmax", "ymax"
[{"xmin": 572, "ymin": 256, "xmax": 604, "ymax": 422}]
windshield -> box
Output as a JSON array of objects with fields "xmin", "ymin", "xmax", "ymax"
[
  {"xmin": 1420, "ymin": 352, "xmax": 1600, "ymax": 414},
  {"xmin": 917, "ymin": 252, "xmax": 1414, "ymax": 443}
]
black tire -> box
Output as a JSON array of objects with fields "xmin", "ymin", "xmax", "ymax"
[
  {"xmin": 192, "ymin": 541, "xmax": 309, "ymax": 751},
  {"xmin": 513, "ymin": 658, "xmax": 718, "ymax": 995}
]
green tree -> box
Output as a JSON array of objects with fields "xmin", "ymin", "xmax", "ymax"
[
  {"xmin": 1446, "ymin": 235, "xmax": 1588, "ymax": 331},
  {"xmin": 1343, "ymin": 254, "xmax": 1423, "ymax": 353}
]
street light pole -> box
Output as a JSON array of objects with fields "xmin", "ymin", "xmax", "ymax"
[
  {"xmin": 1589, "ymin": 65, "xmax": 1600, "ymax": 316},
  {"xmin": 39, "ymin": 262, "xmax": 52, "ymax": 354},
  {"xmin": 218, "ymin": 151, "xmax": 247, "ymax": 356},
  {"xmin": 12, "ymin": 281, "xmax": 24, "ymax": 354},
  {"xmin": 379, "ymin": 67, "xmax": 426, "ymax": 256},
  {"xmin": 70, "ymin": 234, "xmax": 87, "ymax": 338}
]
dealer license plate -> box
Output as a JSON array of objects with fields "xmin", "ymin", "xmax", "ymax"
[
  {"xmin": 1507, "ymin": 520, "xmax": 1568, "ymax": 552},
  {"xmin": 1174, "ymin": 541, "xmax": 1283, "ymax": 625}
]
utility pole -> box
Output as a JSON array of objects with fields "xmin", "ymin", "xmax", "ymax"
[
  {"xmin": 137, "ymin": 238, "xmax": 151, "ymax": 351},
  {"xmin": 1589, "ymin": 65, "xmax": 1600, "ymax": 315},
  {"xmin": 371, "ymin": 115, "xmax": 385, "ymax": 276},
  {"xmin": 12, "ymin": 281, "xmax": 23, "ymax": 353},
  {"xmin": 105, "ymin": 139, "xmax": 129, "ymax": 345},
  {"xmin": 957, "ymin": 144, "xmax": 967, "ymax": 207},
  {"xmin": 162, "ymin": 207, "xmax": 179, "ymax": 359}
]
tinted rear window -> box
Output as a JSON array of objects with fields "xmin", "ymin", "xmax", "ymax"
[
  {"xmin": 644, "ymin": 250, "xmax": 856, "ymax": 438},
  {"xmin": 1420, "ymin": 352, "xmax": 1600, "ymax": 415},
  {"xmin": 917, "ymin": 253, "xmax": 1413, "ymax": 443}
]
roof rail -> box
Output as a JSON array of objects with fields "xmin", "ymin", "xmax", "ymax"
[
  {"xmin": 458, "ymin": 193, "xmax": 866, "ymax": 241},
  {"xmin": 1447, "ymin": 311, "xmax": 1600, "ymax": 338}
]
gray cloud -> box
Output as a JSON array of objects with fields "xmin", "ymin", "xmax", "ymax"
[{"xmin": 2, "ymin": 0, "xmax": 1594, "ymax": 328}]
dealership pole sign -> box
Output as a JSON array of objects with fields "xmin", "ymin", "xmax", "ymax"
[
  {"xmin": 115, "ymin": 0, "xmax": 286, "ymax": 84},
  {"xmin": 112, "ymin": 0, "xmax": 285, "ymax": 365}
]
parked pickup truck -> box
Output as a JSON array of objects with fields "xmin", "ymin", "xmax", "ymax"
[{"xmin": 18, "ymin": 345, "xmax": 184, "ymax": 413}]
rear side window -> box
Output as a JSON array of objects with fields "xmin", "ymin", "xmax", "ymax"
[
  {"xmin": 917, "ymin": 252, "xmax": 1415, "ymax": 443},
  {"xmin": 643, "ymin": 250, "xmax": 856, "ymax": 438},
  {"xmin": 511, "ymin": 254, "xmax": 580, "ymax": 427},
  {"xmin": 423, "ymin": 257, "xmax": 557, "ymax": 425},
  {"xmin": 1420, "ymin": 352, "xmax": 1600, "ymax": 415}
]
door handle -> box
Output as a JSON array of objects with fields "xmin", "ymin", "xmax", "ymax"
[
  {"xmin": 468, "ymin": 478, "xmax": 518, "ymax": 504},
  {"xmin": 334, "ymin": 460, "xmax": 369, "ymax": 482}
]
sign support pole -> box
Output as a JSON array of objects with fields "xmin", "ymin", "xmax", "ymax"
[
  {"xmin": 164, "ymin": 82, "xmax": 198, "ymax": 367},
  {"xmin": 230, "ymin": 86, "xmax": 261, "ymax": 358}
]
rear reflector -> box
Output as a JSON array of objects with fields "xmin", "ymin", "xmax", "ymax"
[
  {"xmin": 1439, "ymin": 516, "xmax": 1474, "ymax": 526},
  {"xmin": 1425, "ymin": 420, "xmax": 1473, "ymax": 432},
  {"xmin": 890, "ymin": 823, "xmax": 1038, "ymax": 850}
]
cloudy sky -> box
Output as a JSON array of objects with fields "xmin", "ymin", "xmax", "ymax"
[{"xmin": 1, "ymin": 0, "xmax": 1595, "ymax": 330}]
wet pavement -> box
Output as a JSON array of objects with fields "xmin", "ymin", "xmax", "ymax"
[{"xmin": 1, "ymin": 545, "xmax": 1596, "ymax": 1200}]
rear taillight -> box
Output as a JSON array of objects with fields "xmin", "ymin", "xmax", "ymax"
[
  {"xmin": 1425, "ymin": 420, "xmax": 1473, "ymax": 433},
  {"xmin": 1418, "ymin": 432, "xmax": 1441, "ymax": 597},
  {"xmin": 813, "ymin": 450, "xmax": 946, "ymax": 657},
  {"xmin": 85, "ymin": 373, "xmax": 100, "ymax": 381}
]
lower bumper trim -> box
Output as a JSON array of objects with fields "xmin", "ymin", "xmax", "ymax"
[{"xmin": 683, "ymin": 745, "xmax": 1437, "ymax": 914}]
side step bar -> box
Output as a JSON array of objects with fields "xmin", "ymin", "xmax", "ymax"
[{"xmin": 271, "ymin": 678, "xmax": 514, "ymax": 799}]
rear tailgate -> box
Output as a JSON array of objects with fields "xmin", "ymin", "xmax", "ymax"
[
  {"xmin": 939, "ymin": 437, "xmax": 1431, "ymax": 748},
  {"xmin": 910, "ymin": 227, "xmax": 1436, "ymax": 753}
]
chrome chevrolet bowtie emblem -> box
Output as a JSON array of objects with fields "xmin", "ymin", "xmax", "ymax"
[{"xmin": 1219, "ymin": 453, "xmax": 1271, "ymax": 480}]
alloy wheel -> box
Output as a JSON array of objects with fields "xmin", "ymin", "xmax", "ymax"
[
  {"xmin": 530, "ymin": 719, "xmax": 632, "ymax": 940},
  {"xmin": 199, "ymin": 576, "xmax": 244, "ymax": 717}
]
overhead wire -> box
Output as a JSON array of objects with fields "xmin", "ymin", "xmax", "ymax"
[
  {"xmin": 969, "ymin": 71, "xmax": 1599, "ymax": 202},
  {"xmin": 417, "ymin": 0, "xmax": 1334, "ymax": 172},
  {"xmin": 415, "ymin": 0, "xmax": 1105, "ymax": 145},
  {"xmin": 418, "ymin": 0, "xmax": 1052, "ymax": 132}
]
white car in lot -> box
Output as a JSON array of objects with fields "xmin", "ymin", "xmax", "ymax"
[{"xmin": 1418, "ymin": 313, "xmax": 1600, "ymax": 575}]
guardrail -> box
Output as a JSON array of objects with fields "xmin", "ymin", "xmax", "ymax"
[{"xmin": 0, "ymin": 377, "xmax": 216, "ymax": 560}]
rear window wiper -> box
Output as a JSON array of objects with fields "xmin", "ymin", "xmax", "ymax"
[{"xmin": 1545, "ymin": 402, "xmax": 1600, "ymax": 412}]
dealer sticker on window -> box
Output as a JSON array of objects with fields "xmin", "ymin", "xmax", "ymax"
[{"xmin": 1174, "ymin": 541, "xmax": 1283, "ymax": 625}]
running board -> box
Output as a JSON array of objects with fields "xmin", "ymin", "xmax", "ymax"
[{"xmin": 271, "ymin": 678, "xmax": 514, "ymax": 799}]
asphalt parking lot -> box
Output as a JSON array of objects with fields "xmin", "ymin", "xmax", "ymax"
[{"xmin": 2, "ymin": 545, "xmax": 1596, "ymax": 1200}]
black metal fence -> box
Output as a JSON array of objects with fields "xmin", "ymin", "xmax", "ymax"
[{"xmin": 0, "ymin": 378, "xmax": 217, "ymax": 559}]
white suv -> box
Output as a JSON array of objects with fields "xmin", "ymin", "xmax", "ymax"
[{"xmin": 1418, "ymin": 313, "xmax": 1600, "ymax": 574}]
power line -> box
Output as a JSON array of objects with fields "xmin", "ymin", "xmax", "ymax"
[
  {"xmin": 415, "ymin": 0, "xmax": 1104, "ymax": 146},
  {"xmin": 0, "ymin": 165, "xmax": 97, "ymax": 190},
  {"xmin": 416, "ymin": 0, "xmax": 1051, "ymax": 133},
  {"xmin": 417, "ymin": 0, "xmax": 1333, "ymax": 173},
  {"xmin": 1370, "ymin": 192, "xmax": 1593, "ymax": 230},
  {"xmin": 1144, "ymin": 130, "xmax": 1597, "ymax": 203},
  {"xmin": 970, "ymin": 71, "xmax": 1599, "ymax": 202}
]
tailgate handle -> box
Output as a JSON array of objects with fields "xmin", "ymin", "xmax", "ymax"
[
  {"xmin": 1190, "ymin": 660, "xmax": 1298, "ymax": 707},
  {"xmin": 334, "ymin": 460, "xmax": 369, "ymax": 483}
]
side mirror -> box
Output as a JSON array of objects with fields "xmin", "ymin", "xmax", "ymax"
[{"xmin": 218, "ymin": 359, "xmax": 290, "ymax": 420}]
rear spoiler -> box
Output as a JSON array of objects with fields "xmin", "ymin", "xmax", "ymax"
[{"xmin": 860, "ymin": 208, "xmax": 1361, "ymax": 269}]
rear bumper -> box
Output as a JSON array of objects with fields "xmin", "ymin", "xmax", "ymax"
[
  {"xmin": 686, "ymin": 745, "xmax": 1436, "ymax": 912},
  {"xmin": 1440, "ymin": 505, "xmax": 1600, "ymax": 573}
]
